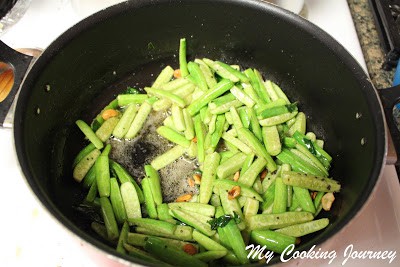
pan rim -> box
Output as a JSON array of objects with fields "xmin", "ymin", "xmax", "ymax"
[{"xmin": 13, "ymin": 0, "xmax": 387, "ymax": 265}]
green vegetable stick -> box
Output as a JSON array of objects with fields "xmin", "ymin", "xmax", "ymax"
[
  {"xmin": 179, "ymin": 38, "xmax": 189, "ymax": 77},
  {"xmin": 216, "ymin": 152, "xmax": 247, "ymax": 179},
  {"xmin": 129, "ymin": 218, "xmax": 176, "ymax": 235},
  {"xmin": 160, "ymin": 77, "xmax": 190, "ymax": 91},
  {"xmin": 183, "ymin": 108, "xmax": 195, "ymax": 140},
  {"xmin": 199, "ymin": 152, "xmax": 221, "ymax": 204},
  {"xmin": 76, "ymin": 120, "xmax": 104, "ymax": 149},
  {"xmin": 123, "ymin": 242, "xmax": 173, "ymax": 266},
  {"xmin": 125, "ymin": 101, "xmax": 152, "ymax": 139},
  {"xmin": 171, "ymin": 104, "xmax": 186, "ymax": 132},
  {"xmin": 211, "ymin": 93, "xmax": 236, "ymax": 107},
  {"xmin": 240, "ymin": 153, "xmax": 255, "ymax": 175},
  {"xmin": 263, "ymin": 80, "xmax": 280, "ymax": 101},
  {"xmin": 157, "ymin": 203, "xmax": 177, "ymax": 224},
  {"xmin": 243, "ymin": 198, "xmax": 260, "ymax": 219},
  {"xmin": 135, "ymin": 225, "xmax": 193, "ymax": 241},
  {"xmin": 73, "ymin": 148, "xmax": 101, "ymax": 182},
  {"xmin": 144, "ymin": 165, "xmax": 163, "ymax": 205},
  {"xmin": 242, "ymin": 82, "xmax": 263, "ymax": 106},
  {"xmin": 230, "ymin": 86, "xmax": 255, "ymax": 107},
  {"xmin": 95, "ymin": 116, "xmax": 119, "ymax": 142},
  {"xmin": 244, "ymin": 69, "xmax": 269, "ymax": 104},
  {"xmin": 209, "ymin": 99, "xmax": 243, "ymax": 115},
  {"xmin": 282, "ymin": 171, "xmax": 340, "ymax": 192},
  {"xmin": 128, "ymin": 233, "xmax": 198, "ymax": 254},
  {"xmin": 192, "ymin": 230, "xmax": 228, "ymax": 252},
  {"xmin": 152, "ymin": 65, "xmax": 174, "ymax": 89},
  {"xmin": 276, "ymin": 148, "xmax": 323, "ymax": 176},
  {"xmin": 168, "ymin": 203, "xmax": 216, "ymax": 217},
  {"xmin": 141, "ymin": 177, "xmax": 158, "ymax": 219},
  {"xmin": 261, "ymin": 182, "xmax": 276, "ymax": 213},
  {"xmin": 187, "ymin": 79, "xmax": 234, "ymax": 116},
  {"xmin": 254, "ymin": 69, "xmax": 272, "ymax": 103},
  {"xmin": 288, "ymin": 112, "xmax": 306, "ymax": 136},
  {"xmin": 82, "ymin": 165, "xmax": 96, "ymax": 189},
  {"xmin": 271, "ymin": 82, "xmax": 290, "ymax": 104},
  {"xmin": 215, "ymin": 61, "xmax": 249, "ymax": 83},
  {"xmin": 247, "ymin": 211, "xmax": 314, "ymax": 230},
  {"xmin": 116, "ymin": 222, "xmax": 129, "ymax": 254},
  {"xmin": 156, "ymin": 126, "xmax": 191, "ymax": 148},
  {"xmin": 85, "ymin": 180, "xmax": 98, "ymax": 203},
  {"xmin": 202, "ymin": 58, "xmax": 239, "ymax": 83},
  {"xmin": 73, "ymin": 143, "xmax": 95, "ymax": 168},
  {"xmin": 194, "ymin": 58, "xmax": 217, "ymax": 88},
  {"xmin": 259, "ymin": 111, "xmax": 298, "ymax": 127},
  {"xmin": 91, "ymin": 99, "xmax": 118, "ymax": 130},
  {"xmin": 238, "ymin": 107, "xmax": 250, "ymax": 128},
  {"xmin": 145, "ymin": 237, "xmax": 207, "ymax": 267},
  {"xmin": 99, "ymin": 197, "xmax": 119, "ymax": 240},
  {"xmin": 113, "ymin": 104, "xmax": 138, "ymax": 138},
  {"xmin": 248, "ymin": 107, "xmax": 263, "ymax": 141},
  {"xmin": 110, "ymin": 178, "xmax": 127, "ymax": 224},
  {"xmin": 150, "ymin": 145, "xmax": 186, "ymax": 170},
  {"xmin": 117, "ymin": 94, "xmax": 148, "ymax": 107},
  {"xmin": 121, "ymin": 182, "xmax": 142, "ymax": 219},
  {"xmin": 294, "ymin": 144, "xmax": 329, "ymax": 176},
  {"xmin": 250, "ymin": 230, "xmax": 296, "ymax": 254},
  {"xmin": 188, "ymin": 61, "xmax": 208, "ymax": 91},
  {"xmin": 221, "ymin": 132, "xmax": 252, "ymax": 154},
  {"xmin": 272, "ymin": 177, "xmax": 287, "ymax": 214},
  {"xmin": 255, "ymin": 98, "xmax": 287, "ymax": 115},
  {"xmin": 262, "ymin": 125, "xmax": 282, "ymax": 156},
  {"xmin": 238, "ymin": 157, "xmax": 267, "ymax": 187},
  {"xmin": 237, "ymin": 127, "xmax": 277, "ymax": 172},
  {"xmin": 194, "ymin": 115, "xmax": 206, "ymax": 163},
  {"xmin": 292, "ymin": 186, "xmax": 316, "ymax": 213},
  {"xmin": 275, "ymin": 218, "xmax": 329, "ymax": 237},
  {"xmin": 210, "ymin": 115, "xmax": 225, "ymax": 149},
  {"xmin": 110, "ymin": 160, "xmax": 144, "ymax": 203},
  {"xmin": 170, "ymin": 208, "xmax": 215, "ymax": 237},
  {"xmin": 213, "ymin": 179, "xmax": 264, "ymax": 202},
  {"xmin": 95, "ymin": 144, "xmax": 111, "ymax": 197},
  {"xmin": 219, "ymin": 189, "xmax": 246, "ymax": 230}
]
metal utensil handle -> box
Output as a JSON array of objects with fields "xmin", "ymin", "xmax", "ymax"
[
  {"xmin": 0, "ymin": 41, "xmax": 33, "ymax": 127},
  {"xmin": 379, "ymin": 85, "xmax": 400, "ymax": 165}
]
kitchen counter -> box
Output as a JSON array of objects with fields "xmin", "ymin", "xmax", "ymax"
[
  {"xmin": 347, "ymin": 0, "xmax": 395, "ymax": 89},
  {"xmin": 1, "ymin": 1, "xmax": 399, "ymax": 267}
]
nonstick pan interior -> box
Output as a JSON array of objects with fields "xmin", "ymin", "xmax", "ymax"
[{"xmin": 13, "ymin": 0, "xmax": 385, "ymax": 265}]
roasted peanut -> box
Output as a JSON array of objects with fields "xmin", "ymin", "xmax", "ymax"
[
  {"xmin": 321, "ymin": 192, "xmax": 335, "ymax": 211},
  {"xmin": 193, "ymin": 174, "xmax": 201, "ymax": 184},
  {"xmin": 176, "ymin": 193, "xmax": 193, "ymax": 202},
  {"xmin": 228, "ymin": 186, "xmax": 241, "ymax": 200},
  {"xmin": 102, "ymin": 109, "xmax": 119, "ymax": 120},
  {"xmin": 233, "ymin": 171, "xmax": 240, "ymax": 182},
  {"xmin": 173, "ymin": 69, "xmax": 182, "ymax": 79},
  {"xmin": 183, "ymin": 243, "xmax": 197, "ymax": 255},
  {"xmin": 187, "ymin": 177, "xmax": 195, "ymax": 187}
]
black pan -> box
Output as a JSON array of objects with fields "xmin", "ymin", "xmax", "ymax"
[{"xmin": 0, "ymin": 0, "xmax": 398, "ymax": 265}]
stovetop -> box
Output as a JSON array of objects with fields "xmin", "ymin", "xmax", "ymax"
[
  {"xmin": 369, "ymin": 0, "xmax": 400, "ymax": 70},
  {"xmin": 0, "ymin": 0, "xmax": 399, "ymax": 266}
]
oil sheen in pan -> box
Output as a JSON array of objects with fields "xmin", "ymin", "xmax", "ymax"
[{"xmin": 108, "ymin": 109, "xmax": 199, "ymax": 203}]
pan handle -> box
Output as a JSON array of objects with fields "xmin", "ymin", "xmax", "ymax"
[
  {"xmin": 0, "ymin": 41, "xmax": 33, "ymax": 128},
  {"xmin": 378, "ymin": 85, "xmax": 400, "ymax": 165}
]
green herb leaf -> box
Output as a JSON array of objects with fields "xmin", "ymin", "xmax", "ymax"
[
  {"xmin": 303, "ymin": 137, "xmax": 316, "ymax": 155},
  {"xmin": 286, "ymin": 102, "xmax": 298, "ymax": 113},
  {"xmin": 91, "ymin": 120, "xmax": 101, "ymax": 132},
  {"xmin": 125, "ymin": 87, "xmax": 140, "ymax": 95},
  {"xmin": 207, "ymin": 212, "xmax": 241, "ymax": 230}
]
